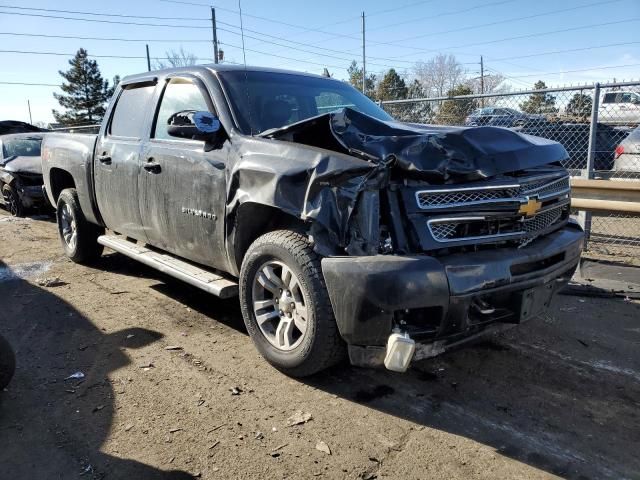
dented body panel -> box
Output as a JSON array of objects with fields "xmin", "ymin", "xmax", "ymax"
[{"xmin": 41, "ymin": 65, "xmax": 583, "ymax": 364}]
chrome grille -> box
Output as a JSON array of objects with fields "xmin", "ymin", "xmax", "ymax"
[
  {"xmin": 520, "ymin": 176, "xmax": 570, "ymax": 198},
  {"xmin": 417, "ymin": 187, "xmax": 519, "ymax": 208},
  {"xmin": 429, "ymin": 223, "xmax": 457, "ymax": 240},
  {"xmin": 416, "ymin": 174, "xmax": 570, "ymax": 210},
  {"xmin": 428, "ymin": 203, "xmax": 567, "ymax": 243},
  {"xmin": 521, "ymin": 206, "xmax": 563, "ymax": 234}
]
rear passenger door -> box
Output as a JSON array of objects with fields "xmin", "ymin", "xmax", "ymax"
[
  {"xmin": 94, "ymin": 81, "xmax": 156, "ymax": 241},
  {"xmin": 139, "ymin": 76, "xmax": 229, "ymax": 269}
]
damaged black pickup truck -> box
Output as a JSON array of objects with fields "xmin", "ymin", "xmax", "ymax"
[{"xmin": 42, "ymin": 66, "xmax": 583, "ymax": 376}]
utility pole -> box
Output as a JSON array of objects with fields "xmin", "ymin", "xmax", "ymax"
[
  {"xmin": 211, "ymin": 7, "xmax": 219, "ymax": 64},
  {"xmin": 361, "ymin": 11, "xmax": 366, "ymax": 94},
  {"xmin": 27, "ymin": 100, "xmax": 32, "ymax": 124},
  {"xmin": 480, "ymin": 55, "xmax": 484, "ymax": 94},
  {"xmin": 480, "ymin": 55, "xmax": 484, "ymax": 107},
  {"xmin": 146, "ymin": 44, "xmax": 151, "ymax": 72}
]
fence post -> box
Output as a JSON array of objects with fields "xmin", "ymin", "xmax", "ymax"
[{"xmin": 577, "ymin": 82, "xmax": 600, "ymax": 249}]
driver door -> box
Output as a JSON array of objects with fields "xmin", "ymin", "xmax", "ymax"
[{"xmin": 139, "ymin": 76, "xmax": 229, "ymax": 269}]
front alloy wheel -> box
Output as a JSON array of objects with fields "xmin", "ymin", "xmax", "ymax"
[
  {"xmin": 239, "ymin": 230, "xmax": 345, "ymax": 377},
  {"xmin": 252, "ymin": 260, "xmax": 309, "ymax": 351}
]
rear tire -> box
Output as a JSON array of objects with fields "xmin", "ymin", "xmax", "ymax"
[
  {"xmin": 2, "ymin": 184, "xmax": 24, "ymax": 217},
  {"xmin": 239, "ymin": 230, "xmax": 345, "ymax": 377},
  {"xmin": 56, "ymin": 188, "xmax": 104, "ymax": 263}
]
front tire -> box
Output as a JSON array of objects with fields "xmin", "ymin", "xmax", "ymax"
[
  {"xmin": 56, "ymin": 188, "xmax": 104, "ymax": 263},
  {"xmin": 239, "ymin": 230, "xmax": 345, "ymax": 377},
  {"xmin": 2, "ymin": 184, "xmax": 24, "ymax": 217}
]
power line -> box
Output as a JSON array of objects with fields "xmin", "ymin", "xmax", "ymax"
[
  {"xmin": 372, "ymin": 0, "xmax": 621, "ymax": 44},
  {"xmin": 215, "ymin": 26, "xmax": 415, "ymax": 69},
  {"xmin": 488, "ymin": 41, "xmax": 640, "ymax": 63},
  {"xmin": 392, "ymin": 17, "xmax": 640, "ymax": 58},
  {"xmin": 0, "ymin": 9, "xmax": 413, "ymax": 66},
  {"xmin": 499, "ymin": 63, "xmax": 640, "ymax": 80},
  {"xmin": 159, "ymin": 0, "xmax": 363, "ymax": 41},
  {"xmin": 0, "ymin": 81, "xmax": 60, "ymax": 87},
  {"xmin": 0, "ymin": 4, "xmax": 209, "ymax": 21},
  {"xmin": 0, "ymin": 31, "xmax": 211, "ymax": 43},
  {"xmin": 0, "ymin": 49, "xmax": 214, "ymax": 61},
  {"xmin": 0, "ymin": 9, "xmax": 212, "ymax": 28},
  {"xmin": 216, "ymin": 43, "xmax": 349, "ymax": 70},
  {"xmin": 366, "ymin": 0, "xmax": 518, "ymax": 33}
]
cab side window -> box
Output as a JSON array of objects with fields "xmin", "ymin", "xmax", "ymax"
[
  {"xmin": 109, "ymin": 83, "xmax": 156, "ymax": 138},
  {"xmin": 154, "ymin": 79, "xmax": 211, "ymax": 140}
]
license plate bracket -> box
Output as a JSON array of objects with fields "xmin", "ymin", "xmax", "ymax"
[{"xmin": 518, "ymin": 283, "xmax": 555, "ymax": 322}]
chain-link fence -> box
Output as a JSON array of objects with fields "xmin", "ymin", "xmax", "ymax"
[{"xmin": 381, "ymin": 81, "xmax": 640, "ymax": 259}]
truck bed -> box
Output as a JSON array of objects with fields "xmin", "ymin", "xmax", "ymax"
[{"xmin": 41, "ymin": 133, "xmax": 100, "ymax": 224}]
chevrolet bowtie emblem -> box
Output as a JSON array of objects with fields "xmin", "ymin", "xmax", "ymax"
[{"xmin": 518, "ymin": 196, "xmax": 542, "ymax": 217}]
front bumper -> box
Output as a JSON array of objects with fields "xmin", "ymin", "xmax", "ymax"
[
  {"xmin": 18, "ymin": 184, "xmax": 45, "ymax": 208},
  {"xmin": 321, "ymin": 222, "xmax": 583, "ymax": 347}
]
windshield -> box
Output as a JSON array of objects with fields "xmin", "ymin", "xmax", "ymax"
[
  {"xmin": 2, "ymin": 138, "xmax": 41, "ymax": 158},
  {"xmin": 218, "ymin": 70, "xmax": 393, "ymax": 135}
]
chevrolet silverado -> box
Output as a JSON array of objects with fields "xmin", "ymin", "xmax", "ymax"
[{"xmin": 41, "ymin": 65, "xmax": 583, "ymax": 376}]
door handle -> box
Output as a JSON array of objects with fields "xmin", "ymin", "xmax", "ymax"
[
  {"xmin": 97, "ymin": 155, "xmax": 112, "ymax": 165},
  {"xmin": 143, "ymin": 162, "xmax": 162, "ymax": 174}
]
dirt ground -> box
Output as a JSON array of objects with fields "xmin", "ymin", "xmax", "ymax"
[{"xmin": 1, "ymin": 209, "xmax": 639, "ymax": 480}]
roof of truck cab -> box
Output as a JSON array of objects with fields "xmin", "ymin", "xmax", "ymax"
[{"xmin": 120, "ymin": 64, "xmax": 333, "ymax": 85}]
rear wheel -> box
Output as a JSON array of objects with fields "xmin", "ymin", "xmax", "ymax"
[
  {"xmin": 2, "ymin": 184, "xmax": 23, "ymax": 217},
  {"xmin": 56, "ymin": 188, "xmax": 104, "ymax": 263},
  {"xmin": 239, "ymin": 230, "xmax": 345, "ymax": 377}
]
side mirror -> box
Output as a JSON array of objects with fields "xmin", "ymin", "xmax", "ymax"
[{"xmin": 167, "ymin": 110, "xmax": 221, "ymax": 141}]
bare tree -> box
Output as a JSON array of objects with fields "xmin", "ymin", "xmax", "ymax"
[
  {"xmin": 414, "ymin": 54, "xmax": 465, "ymax": 98},
  {"xmin": 154, "ymin": 47, "xmax": 198, "ymax": 69},
  {"xmin": 465, "ymin": 73, "xmax": 510, "ymax": 95}
]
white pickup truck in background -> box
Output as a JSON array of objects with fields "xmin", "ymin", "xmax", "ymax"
[{"xmin": 600, "ymin": 89, "xmax": 640, "ymax": 124}]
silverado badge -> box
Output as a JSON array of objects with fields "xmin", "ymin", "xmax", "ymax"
[
  {"xmin": 181, "ymin": 207, "xmax": 216, "ymax": 220},
  {"xmin": 518, "ymin": 196, "xmax": 542, "ymax": 217}
]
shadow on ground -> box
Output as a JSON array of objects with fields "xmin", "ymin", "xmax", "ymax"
[{"xmin": 0, "ymin": 260, "xmax": 194, "ymax": 479}]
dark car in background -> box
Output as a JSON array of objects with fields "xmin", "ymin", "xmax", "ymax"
[
  {"xmin": 465, "ymin": 107, "xmax": 545, "ymax": 127},
  {"xmin": 0, "ymin": 133, "xmax": 46, "ymax": 217}
]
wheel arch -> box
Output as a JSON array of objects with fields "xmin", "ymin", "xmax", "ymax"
[
  {"xmin": 48, "ymin": 168, "xmax": 76, "ymax": 204},
  {"xmin": 229, "ymin": 202, "xmax": 308, "ymax": 276}
]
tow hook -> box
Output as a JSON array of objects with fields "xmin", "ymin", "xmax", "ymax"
[{"xmin": 384, "ymin": 328, "xmax": 416, "ymax": 372}]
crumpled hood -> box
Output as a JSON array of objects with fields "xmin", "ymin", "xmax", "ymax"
[
  {"xmin": 268, "ymin": 108, "xmax": 568, "ymax": 183},
  {"xmin": 0, "ymin": 155, "xmax": 42, "ymax": 175}
]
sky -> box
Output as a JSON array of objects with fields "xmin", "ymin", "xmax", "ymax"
[{"xmin": 1, "ymin": 0, "xmax": 639, "ymax": 124}]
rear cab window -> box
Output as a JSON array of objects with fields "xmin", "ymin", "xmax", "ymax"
[{"xmin": 109, "ymin": 83, "xmax": 156, "ymax": 138}]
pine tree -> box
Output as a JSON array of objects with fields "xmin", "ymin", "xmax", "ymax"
[
  {"xmin": 376, "ymin": 69, "xmax": 407, "ymax": 101},
  {"xmin": 53, "ymin": 48, "xmax": 118, "ymax": 126},
  {"xmin": 520, "ymin": 80, "xmax": 558, "ymax": 115},
  {"xmin": 347, "ymin": 61, "xmax": 377, "ymax": 99},
  {"xmin": 435, "ymin": 85, "xmax": 476, "ymax": 125},
  {"xmin": 566, "ymin": 92, "xmax": 592, "ymax": 118}
]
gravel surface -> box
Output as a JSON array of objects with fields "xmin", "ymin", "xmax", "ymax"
[{"xmin": 1, "ymin": 209, "xmax": 639, "ymax": 480}]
